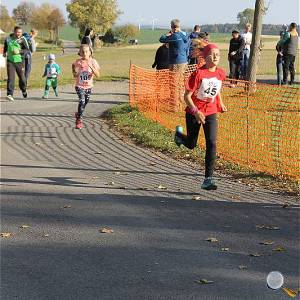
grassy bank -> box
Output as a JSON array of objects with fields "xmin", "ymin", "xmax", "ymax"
[{"xmin": 105, "ymin": 103, "xmax": 299, "ymax": 195}]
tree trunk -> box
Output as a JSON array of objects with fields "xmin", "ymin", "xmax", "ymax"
[{"xmin": 246, "ymin": 0, "xmax": 265, "ymax": 84}]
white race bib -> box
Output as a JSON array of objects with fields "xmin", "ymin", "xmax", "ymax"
[
  {"xmin": 79, "ymin": 70, "xmax": 91, "ymax": 85},
  {"xmin": 47, "ymin": 67, "xmax": 57, "ymax": 77},
  {"xmin": 197, "ymin": 77, "xmax": 222, "ymax": 102}
]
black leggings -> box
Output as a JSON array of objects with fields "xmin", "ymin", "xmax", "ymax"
[
  {"xmin": 178, "ymin": 113, "xmax": 217, "ymax": 178},
  {"xmin": 75, "ymin": 86, "xmax": 92, "ymax": 118}
]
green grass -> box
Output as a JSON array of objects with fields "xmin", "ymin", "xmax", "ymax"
[
  {"xmin": 106, "ymin": 103, "xmax": 299, "ymax": 194},
  {"xmin": 59, "ymin": 25, "xmax": 80, "ymax": 42}
]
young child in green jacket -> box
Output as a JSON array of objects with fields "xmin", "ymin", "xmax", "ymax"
[{"xmin": 42, "ymin": 54, "xmax": 61, "ymax": 99}]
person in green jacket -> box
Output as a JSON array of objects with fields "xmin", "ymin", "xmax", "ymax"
[
  {"xmin": 42, "ymin": 54, "xmax": 61, "ymax": 99},
  {"xmin": 3, "ymin": 26, "xmax": 30, "ymax": 101}
]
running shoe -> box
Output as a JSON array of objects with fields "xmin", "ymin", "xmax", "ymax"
[
  {"xmin": 6, "ymin": 95, "xmax": 14, "ymax": 101},
  {"xmin": 201, "ymin": 177, "xmax": 217, "ymax": 190},
  {"xmin": 42, "ymin": 95, "xmax": 48, "ymax": 99},
  {"xmin": 75, "ymin": 118, "xmax": 83, "ymax": 129},
  {"xmin": 22, "ymin": 91, "xmax": 27, "ymax": 99},
  {"xmin": 174, "ymin": 125, "xmax": 183, "ymax": 146}
]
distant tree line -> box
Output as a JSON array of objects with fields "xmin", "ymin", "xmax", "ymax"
[{"xmin": 199, "ymin": 23, "xmax": 299, "ymax": 35}]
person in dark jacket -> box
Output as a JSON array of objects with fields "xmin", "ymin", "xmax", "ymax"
[
  {"xmin": 3, "ymin": 26, "xmax": 30, "ymax": 101},
  {"xmin": 228, "ymin": 30, "xmax": 244, "ymax": 87},
  {"xmin": 188, "ymin": 25, "xmax": 201, "ymax": 64},
  {"xmin": 281, "ymin": 22, "xmax": 298, "ymax": 85},
  {"xmin": 152, "ymin": 43, "xmax": 169, "ymax": 70},
  {"xmin": 81, "ymin": 28, "xmax": 94, "ymax": 53}
]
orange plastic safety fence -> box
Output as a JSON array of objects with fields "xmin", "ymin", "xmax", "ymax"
[{"xmin": 129, "ymin": 64, "xmax": 300, "ymax": 181}]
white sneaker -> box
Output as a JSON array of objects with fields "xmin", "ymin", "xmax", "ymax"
[{"xmin": 6, "ymin": 95, "xmax": 14, "ymax": 101}]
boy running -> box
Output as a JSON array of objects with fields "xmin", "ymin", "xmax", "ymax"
[
  {"xmin": 174, "ymin": 44, "xmax": 227, "ymax": 190},
  {"xmin": 42, "ymin": 54, "xmax": 61, "ymax": 99},
  {"xmin": 72, "ymin": 44, "xmax": 100, "ymax": 129}
]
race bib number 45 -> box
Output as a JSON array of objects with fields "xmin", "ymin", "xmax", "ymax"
[{"xmin": 197, "ymin": 77, "xmax": 222, "ymax": 102}]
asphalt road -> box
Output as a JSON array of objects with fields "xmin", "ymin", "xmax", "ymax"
[{"xmin": 1, "ymin": 82, "xmax": 299, "ymax": 300}]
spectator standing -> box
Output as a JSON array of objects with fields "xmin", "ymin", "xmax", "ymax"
[
  {"xmin": 228, "ymin": 30, "xmax": 244, "ymax": 87},
  {"xmin": 152, "ymin": 43, "xmax": 169, "ymax": 70},
  {"xmin": 188, "ymin": 25, "xmax": 201, "ymax": 64},
  {"xmin": 240, "ymin": 23, "xmax": 252, "ymax": 79},
  {"xmin": 159, "ymin": 19, "xmax": 188, "ymax": 71},
  {"xmin": 23, "ymin": 28, "xmax": 38, "ymax": 82},
  {"xmin": 3, "ymin": 26, "xmax": 30, "ymax": 101},
  {"xmin": 81, "ymin": 28, "xmax": 94, "ymax": 54},
  {"xmin": 275, "ymin": 25, "xmax": 289, "ymax": 85},
  {"xmin": 159, "ymin": 19, "xmax": 189, "ymax": 111},
  {"xmin": 281, "ymin": 22, "xmax": 298, "ymax": 85}
]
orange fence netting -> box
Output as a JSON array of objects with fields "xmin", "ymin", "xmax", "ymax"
[{"xmin": 129, "ymin": 64, "xmax": 300, "ymax": 181}]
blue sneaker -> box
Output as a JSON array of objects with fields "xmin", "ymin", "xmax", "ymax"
[
  {"xmin": 201, "ymin": 177, "xmax": 217, "ymax": 190},
  {"xmin": 174, "ymin": 125, "xmax": 183, "ymax": 146}
]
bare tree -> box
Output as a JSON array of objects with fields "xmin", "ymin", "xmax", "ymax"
[{"xmin": 12, "ymin": 1, "xmax": 35, "ymax": 25}]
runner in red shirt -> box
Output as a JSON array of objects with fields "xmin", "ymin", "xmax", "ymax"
[{"xmin": 174, "ymin": 43, "xmax": 227, "ymax": 190}]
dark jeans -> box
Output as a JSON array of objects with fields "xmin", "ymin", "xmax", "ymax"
[
  {"xmin": 24, "ymin": 53, "xmax": 32, "ymax": 82},
  {"xmin": 241, "ymin": 49, "xmax": 250, "ymax": 79},
  {"xmin": 229, "ymin": 58, "xmax": 241, "ymax": 82},
  {"xmin": 178, "ymin": 113, "xmax": 217, "ymax": 178},
  {"xmin": 283, "ymin": 54, "xmax": 295, "ymax": 84},
  {"xmin": 7, "ymin": 61, "xmax": 27, "ymax": 96},
  {"xmin": 276, "ymin": 54, "xmax": 283, "ymax": 85},
  {"xmin": 75, "ymin": 86, "xmax": 92, "ymax": 118}
]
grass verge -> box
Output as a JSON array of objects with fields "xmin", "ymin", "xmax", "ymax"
[{"xmin": 105, "ymin": 103, "xmax": 300, "ymax": 195}]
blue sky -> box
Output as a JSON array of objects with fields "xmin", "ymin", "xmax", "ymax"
[{"xmin": 2, "ymin": 0, "xmax": 299, "ymax": 27}]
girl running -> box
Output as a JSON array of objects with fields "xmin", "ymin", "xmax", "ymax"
[
  {"xmin": 72, "ymin": 44, "xmax": 100, "ymax": 129},
  {"xmin": 174, "ymin": 44, "xmax": 227, "ymax": 190}
]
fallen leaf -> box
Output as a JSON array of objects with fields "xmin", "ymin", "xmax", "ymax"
[
  {"xmin": 95, "ymin": 152, "xmax": 102, "ymax": 155},
  {"xmin": 273, "ymin": 246, "xmax": 286, "ymax": 252},
  {"xmin": 148, "ymin": 162, "xmax": 156, "ymax": 166},
  {"xmin": 106, "ymin": 181, "xmax": 115, "ymax": 186},
  {"xmin": 20, "ymin": 225, "xmax": 30, "ymax": 229},
  {"xmin": 221, "ymin": 248, "xmax": 229, "ymax": 252},
  {"xmin": 43, "ymin": 234, "xmax": 50, "ymax": 237},
  {"xmin": 192, "ymin": 196, "xmax": 201, "ymax": 201},
  {"xmin": 194, "ymin": 279, "xmax": 214, "ymax": 284},
  {"xmin": 249, "ymin": 253, "xmax": 263, "ymax": 257},
  {"xmin": 259, "ymin": 241, "xmax": 274, "ymax": 245},
  {"xmin": 99, "ymin": 227, "xmax": 114, "ymax": 234},
  {"xmin": 35, "ymin": 142, "xmax": 41, "ymax": 146},
  {"xmin": 206, "ymin": 237, "xmax": 218, "ymax": 243},
  {"xmin": 282, "ymin": 287, "xmax": 298, "ymax": 298},
  {"xmin": 157, "ymin": 184, "xmax": 167, "ymax": 190},
  {"xmin": 238, "ymin": 265, "xmax": 247, "ymax": 270},
  {"xmin": 62, "ymin": 205, "xmax": 71, "ymax": 209},
  {"xmin": 1, "ymin": 232, "xmax": 13, "ymax": 238},
  {"xmin": 256, "ymin": 225, "xmax": 280, "ymax": 230}
]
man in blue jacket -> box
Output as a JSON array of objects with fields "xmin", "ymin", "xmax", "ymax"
[
  {"xmin": 159, "ymin": 19, "xmax": 188, "ymax": 112},
  {"xmin": 159, "ymin": 19, "xmax": 188, "ymax": 71}
]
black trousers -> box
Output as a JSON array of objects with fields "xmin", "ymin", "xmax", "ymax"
[
  {"xmin": 229, "ymin": 58, "xmax": 241, "ymax": 81},
  {"xmin": 178, "ymin": 113, "xmax": 217, "ymax": 178},
  {"xmin": 283, "ymin": 54, "xmax": 295, "ymax": 84},
  {"xmin": 7, "ymin": 61, "xmax": 27, "ymax": 96}
]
